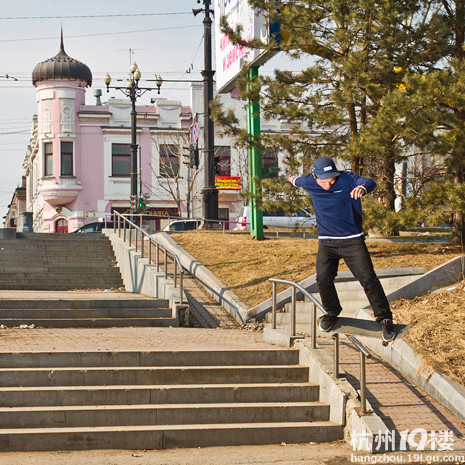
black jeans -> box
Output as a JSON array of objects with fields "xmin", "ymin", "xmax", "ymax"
[{"xmin": 316, "ymin": 237, "xmax": 392, "ymax": 322}]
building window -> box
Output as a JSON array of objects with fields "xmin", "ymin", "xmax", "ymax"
[
  {"xmin": 159, "ymin": 144, "xmax": 179, "ymax": 178},
  {"xmin": 44, "ymin": 142, "xmax": 53, "ymax": 176},
  {"xmin": 60, "ymin": 141, "xmax": 73, "ymax": 176},
  {"xmin": 112, "ymin": 143, "xmax": 130, "ymax": 177},
  {"xmin": 215, "ymin": 146, "xmax": 231, "ymax": 176},
  {"xmin": 262, "ymin": 148, "xmax": 278, "ymax": 178}
]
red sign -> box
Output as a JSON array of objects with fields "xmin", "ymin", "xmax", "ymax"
[{"xmin": 215, "ymin": 176, "xmax": 242, "ymax": 190}]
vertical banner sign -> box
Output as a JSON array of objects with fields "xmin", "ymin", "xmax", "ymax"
[{"xmin": 214, "ymin": 0, "xmax": 275, "ymax": 93}]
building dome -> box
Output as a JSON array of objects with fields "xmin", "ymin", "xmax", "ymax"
[{"xmin": 32, "ymin": 33, "xmax": 92, "ymax": 87}]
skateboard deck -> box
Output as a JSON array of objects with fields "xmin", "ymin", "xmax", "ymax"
[{"xmin": 325, "ymin": 316, "xmax": 409, "ymax": 345}]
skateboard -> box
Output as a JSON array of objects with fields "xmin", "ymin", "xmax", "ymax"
[{"xmin": 323, "ymin": 316, "xmax": 409, "ymax": 346}]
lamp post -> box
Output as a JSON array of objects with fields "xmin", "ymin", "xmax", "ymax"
[
  {"xmin": 194, "ymin": 0, "xmax": 218, "ymax": 225},
  {"xmin": 104, "ymin": 64, "xmax": 162, "ymax": 214}
]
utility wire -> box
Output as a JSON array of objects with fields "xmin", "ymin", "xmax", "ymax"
[
  {"xmin": 0, "ymin": 12, "xmax": 192, "ymax": 20},
  {"xmin": 0, "ymin": 25, "xmax": 199, "ymax": 43}
]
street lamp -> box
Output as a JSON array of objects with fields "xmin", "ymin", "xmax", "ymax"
[{"xmin": 104, "ymin": 63, "xmax": 162, "ymax": 214}]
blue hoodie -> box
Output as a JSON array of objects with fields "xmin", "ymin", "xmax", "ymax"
[{"xmin": 292, "ymin": 171, "xmax": 376, "ymax": 240}]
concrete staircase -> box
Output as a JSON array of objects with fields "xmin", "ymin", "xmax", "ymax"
[
  {"xmin": 0, "ymin": 349, "xmax": 343, "ymax": 451},
  {"xmin": 266, "ymin": 270, "xmax": 423, "ymax": 333},
  {"xmin": 0, "ymin": 297, "xmax": 178, "ymax": 328},
  {"xmin": 0, "ymin": 235, "xmax": 124, "ymax": 291}
]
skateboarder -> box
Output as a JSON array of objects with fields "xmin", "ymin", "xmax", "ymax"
[{"xmin": 288, "ymin": 156, "xmax": 396, "ymax": 342}]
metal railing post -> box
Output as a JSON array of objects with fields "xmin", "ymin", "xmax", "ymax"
[
  {"xmin": 180, "ymin": 271, "xmax": 184, "ymax": 304},
  {"xmin": 135, "ymin": 228, "xmax": 138, "ymax": 252},
  {"xmin": 148, "ymin": 238, "xmax": 152, "ymax": 263},
  {"xmin": 140, "ymin": 230, "xmax": 144, "ymax": 258},
  {"xmin": 291, "ymin": 286, "xmax": 296, "ymax": 337},
  {"xmin": 164, "ymin": 249, "xmax": 168, "ymax": 279},
  {"xmin": 360, "ymin": 352, "xmax": 367, "ymax": 415},
  {"xmin": 312, "ymin": 302, "xmax": 317, "ymax": 349},
  {"xmin": 129, "ymin": 224, "xmax": 132, "ymax": 245},
  {"xmin": 174, "ymin": 259, "xmax": 178, "ymax": 287},
  {"xmin": 333, "ymin": 333, "xmax": 340, "ymax": 378},
  {"xmin": 123, "ymin": 219, "xmax": 126, "ymax": 242},
  {"xmin": 156, "ymin": 243, "xmax": 160, "ymax": 271},
  {"xmin": 272, "ymin": 282, "xmax": 277, "ymax": 329}
]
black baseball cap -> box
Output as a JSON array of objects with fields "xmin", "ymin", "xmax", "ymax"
[{"xmin": 312, "ymin": 157, "xmax": 341, "ymax": 180}]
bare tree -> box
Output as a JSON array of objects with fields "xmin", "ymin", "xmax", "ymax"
[{"xmin": 147, "ymin": 132, "xmax": 202, "ymax": 217}]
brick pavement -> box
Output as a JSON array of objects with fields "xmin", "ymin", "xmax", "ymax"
[{"xmin": 320, "ymin": 338, "xmax": 465, "ymax": 450}]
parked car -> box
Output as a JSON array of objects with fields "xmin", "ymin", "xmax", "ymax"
[
  {"xmin": 73, "ymin": 221, "xmax": 114, "ymax": 233},
  {"xmin": 234, "ymin": 206, "xmax": 316, "ymax": 230},
  {"xmin": 163, "ymin": 219, "xmax": 203, "ymax": 232}
]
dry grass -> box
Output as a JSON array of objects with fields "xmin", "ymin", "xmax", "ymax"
[
  {"xmin": 392, "ymin": 283, "xmax": 465, "ymax": 386},
  {"xmin": 172, "ymin": 231, "xmax": 465, "ymax": 388}
]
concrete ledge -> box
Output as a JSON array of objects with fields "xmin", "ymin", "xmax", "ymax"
[
  {"xmin": 246, "ymin": 267, "xmax": 426, "ymax": 322},
  {"xmin": 104, "ymin": 231, "xmax": 189, "ymax": 327},
  {"xmin": 153, "ymin": 232, "xmax": 248, "ymax": 325},
  {"xmin": 354, "ymin": 255, "xmax": 465, "ymax": 425},
  {"xmin": 262, "ymin": 325, "xmax": 304, "ymax": 348}
]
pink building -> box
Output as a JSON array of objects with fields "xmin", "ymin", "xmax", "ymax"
[{"xmin": 21, "ymin": 37, "xmax": 288, "ymax": 233}]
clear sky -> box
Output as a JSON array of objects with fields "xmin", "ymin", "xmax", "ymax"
[{"xmin": 0, "ymin": 0, "xmax": 311, "ymax": 222}]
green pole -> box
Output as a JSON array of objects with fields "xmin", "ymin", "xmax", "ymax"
[{"xmin": 246, "ymin": 67, "xmax": 264, "ymax": 240}]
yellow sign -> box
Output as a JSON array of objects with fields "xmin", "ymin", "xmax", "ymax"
[{"xmin": 215, "ymin": 176, "xmax": 242, "ymax": 190}]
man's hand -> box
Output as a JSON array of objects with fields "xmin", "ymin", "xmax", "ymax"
[
  {"xmin": 288, "ymin": 175, "xmax": 298, "ymax": 184},
  {"xmin": 350, "ymin": 187, "xmax": 366, "ymax": 199}
]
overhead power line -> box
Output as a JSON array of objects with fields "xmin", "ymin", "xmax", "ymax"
[
  {"xmin": 0, "ymin": 25, "xmax": 199, "ymax": 43},
  {"xmin": 0, "ymin": 12, "xmax": 192, "ymax": 20}
]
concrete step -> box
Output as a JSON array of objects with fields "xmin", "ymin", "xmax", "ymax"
[
  {"xmin": 0, "ymin": 263, "xmax": 119, "ymax": 271},
  {"xmin": 0, "ymin": 252, "xmax": 114, "ymax": 264},
  {"xmin": 0, "ymin": 280, "xmax": 124, "ymax": 287},
  {"xmin": 0, "ymin": 366, "xmax": 310, "ymax": 387},
  {"xmin": 0, "ymin": 308, "xmax": 173, "ymax": 319},
  {"xmin": 0, "ymin": 277, "xmax": 123, "ymax": 284},
  {"xmin": 0, "ymin": 348, "xmax": 344, "ymax": 451},
  {"xmin": 0, "ymin": 350, "xmax": 300, "ymax": 368},
  {"xmin": 0, "ymin": 317, "xmax": 179, "ymax": 328},
  {"xmin": 0, "ymin": 270, "xmax": 122, "ymax": 279},
  {"xmin": 0, "ymin": 421, "xmax": 343, "ymax": 451},
  {"xmin": 0, "ymin": 244, "xmax": 113, "ymax": 257},
  {"xmin": 0, "ymin": 402, "xmax": 331, "ymax": 428},
  {"xmin": 0, "ymin": 244, "xmax": 114, "ymax": 250},
  {"xmin": 0, "ymin": 299, "xmax": 168, "ymax": 309},
  {"xmin": 0, "ymin": 383, "xmax": 320, "ymax": 407},
  {"xmin": 0, "ymin": 284, "xmax": 124, "ymax": 291}
]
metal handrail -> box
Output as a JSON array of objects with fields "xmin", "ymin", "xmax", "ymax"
[
  {"xmin": 113, "ymin": 211, "xmax": 185, "ymax": 304},
  {"xmin": 122, "ymin": 213, "xmax": 236, "ymax": 233},
  {"xmin": 269, "ymin": 278, "xmax": 371, "ymax": 415}
]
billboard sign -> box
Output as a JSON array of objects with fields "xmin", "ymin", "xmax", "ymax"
[
  {"xmin": 214, "ymin": 0, "xmax": 279, "ymax": 93},
  {"xmin": 215, "ymin": 176, "xmax": 242, "ymax": 190}
]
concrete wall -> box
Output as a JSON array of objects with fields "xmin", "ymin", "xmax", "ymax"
[{"xmin": 105, "ymin": 230, "xmax": 189, "ymax": 326}]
